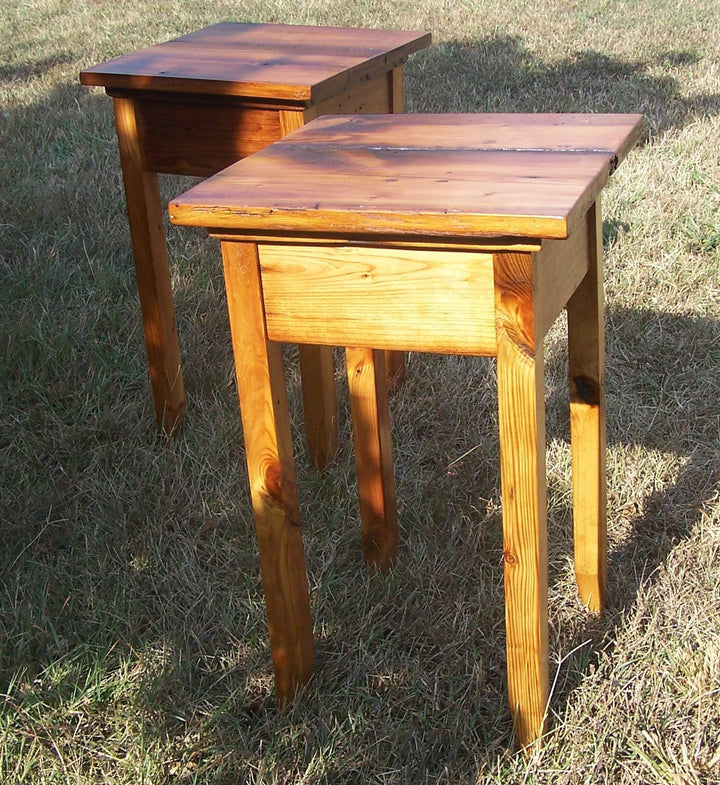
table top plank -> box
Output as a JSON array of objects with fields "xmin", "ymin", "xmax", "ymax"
[
  {"xmin": 170, "ymin": 22, "xmax": 427, "ymax": 55},
  {"xmin": 280, "ymin": 113, "xmax": 644, "ymax": 167},
  {"xmin": 80, "ymin": 23, "xmax": 431, "ymax": 102},
  {"xmin": 169, "ymin": 114, "xmax": 643, "ymax": 240}
]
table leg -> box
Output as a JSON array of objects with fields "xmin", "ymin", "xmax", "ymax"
[
  {"xmin": 113, "ymin": 97, "xmax": 185, "ymax": 434},
  {"xmin": 567, "ymin": 199, "xmax": 607, "ymax": 613},
  {"xmin": 494, "ymin": 251, "xmax": 549, "ymax": 748},
  {"xmin": 221, "ymin": 240, "xmax": 315, "ymax": 703},
  {"xmin": 298, "ymin": 345, "xmax": 338, "ymax": 470},
  {"xmin": 346, "ymin": 347, "xmax": 398, "ymax": 571}
]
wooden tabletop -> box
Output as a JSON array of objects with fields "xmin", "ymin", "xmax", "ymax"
[
  {"xmin": 79, "ymin": 22, "xmax": 431, "ymax": 102},
  {"xmin": 169, "ymin": 113, "xmax": 644, "ymax": 241}
]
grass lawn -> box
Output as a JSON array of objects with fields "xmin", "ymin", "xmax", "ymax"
[{"xmin": 1, "ymin": 0, "xmax": 719, "ymax": 782}]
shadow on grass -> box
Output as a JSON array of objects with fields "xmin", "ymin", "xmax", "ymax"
[
  {"xmin": 0, "ymin": 52, "xmax": 76, "ymax": 83},
  {"xmin": 608, "ymin": 304, "xmax": 718, "ymax": 581},
  {"xmin": 407, "ymin": 35, "xmax": 720, "ymax": 136},
  {"xmin": 538, "ymin": 304, "xmax": 720, "ymax": 721}
]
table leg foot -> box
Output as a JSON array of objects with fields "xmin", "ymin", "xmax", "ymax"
[
  {"xmin": 223, "ymin": 241, "xmax": 314, "ymax": 702},
  {"xmin": 494, "ymin": 251, "xmax": 549, "ymax": 748},
  {"xmin": 346, "ymin": 347, "xmax": 398, "ymax": 571},
  {"xmin": 568, "ymin": 199, "xmax": 607, "ymax": 613}
]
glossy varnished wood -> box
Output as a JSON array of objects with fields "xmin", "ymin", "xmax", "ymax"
[
  {"xmin": 494, "ymin": 250, "xmax": 549, "ymax": 743},
  {"xmin": 346, "ymin": 347, "xmax": 398, "ymax": 570},
  {"xmin": 168, "ymin": 112, "xmax": 642, "ymax": 748},
  {"xmin": 80, "ymin": 23, "xmax": 431, "ymax": 101},
  {"xmin": 169, "ymin": 113, "xmax": 643, "ymax": 240},
  {"xmin": 567, "ymin": 199, "xmax": 608, "ymax": 612},
  {"xmin": 113, "ymin": 96, "xmax": 184, "ymax": 431},
  {"xmin": 258, "ymin": 244, "xmax": 496, "ymax": 355},
  {"xmin": 277, "ymin": 109, "xmax": 338, "ymax": 471},
  {"xmin": 222, "ymin": 241, "xmax": 315, "ymax": 701},
  {"xmin": 277, "ymin": 112, "xmax": 642, "ymax": 163},
  {"xmin": 81, "ymin": 24, "xmax": 428, "ymax": 439},
  {"xmin": 131, "ymin": 96, "xmax": 284, "ymax": 177}
]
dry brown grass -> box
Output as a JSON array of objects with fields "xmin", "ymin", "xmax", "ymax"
[{"xmin": 1, "ymin": 0, "xmax": 719, "ymax": 782}]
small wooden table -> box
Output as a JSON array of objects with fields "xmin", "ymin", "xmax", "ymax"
[
  {"xmin": 80, "ymin": 23, "xmax": 430, "ymax": 465},
  {"xmin": 169, "ymin": 113, "xmax": 643, "ymax": 747}
]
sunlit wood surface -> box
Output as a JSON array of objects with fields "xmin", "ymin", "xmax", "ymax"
[
  {"xmin": 80, "ymin": 24, "xmax": 429, "ymax": 441},
  {"xmin": 169, "ymin": 112, "xmax": 643, "ymax": 748}
]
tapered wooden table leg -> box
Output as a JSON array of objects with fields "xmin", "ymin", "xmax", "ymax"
[
  {"xmin": 494, "ymin": 252, "xmax": 549, "ymax": 748},
  {"xmin": 298, "ymin": 345, "xmax": 338, "ymax": 470},
  {"xmin": 113, "ymin": 97, "xmax": 185, "ymax": 434},
  {"xmin": 346, "ymin": 347, "xmax": 398, "ymax": 571},
  {"xmin": 567, "ymin": 199, "xmax": 608, "ymax": 613},
  {"xmin": 222, "ymin": 240, "xmax": 315, "ymax": 703}
]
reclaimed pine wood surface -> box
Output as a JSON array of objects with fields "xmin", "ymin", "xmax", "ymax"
[
  {"xmin": 567, "ymin": 199, "xmax": 608, "ymax": 612},
  {"xmin": 493, "ymin": 250, "xmax": 549, "ymax": 745},
  {"xmin": 112, "ymin": 96, "xmax": 185, "ymax": 432},
  {"xmin": 81, "ymin": 23, "xmax": 427, "ymax": 442},
  {"xmin": 131, "ymin": 99, "xmax": 284, "ymax": 178},
  {"xmin": 222, "ymin": 240, "xmax": 315, "ymax": 702},
  {"xmin": 346, "ymin": 347, "xmax": 398, "ymax": 571},
  {"xmin": 169, "ymin": 114, "xmax": 644, "ymax": 240},
  {"xmin": 276, "ymin": 112, "xmax": 643, "ymax": 163},
  {"xmin": 258, "ymin": 244, "xmax": 497, "ymax": 355},
  {"xmin": 278, "ymin": 109, "xmax": 339, "ymax": 471},
  {"xmin": 80, "ymin": 23, "xmax": 430, "ymax": 102},
  {"xmin": 168, "ymin": 112, "xmax": 641, "ymax": 747}
]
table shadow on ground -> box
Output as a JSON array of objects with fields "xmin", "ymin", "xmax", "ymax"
[{"xmin": 407, "ymin": 35, "xmax": 719, "ymax": 136}]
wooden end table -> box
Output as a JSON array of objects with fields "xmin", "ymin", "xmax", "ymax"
[
  {"xmin": 80, "ymin": 23, "xmax": 430, "ymax": 466},
  {"xmin": 169, "ymin": 112, "xmax": 643, "ymax": 747}
]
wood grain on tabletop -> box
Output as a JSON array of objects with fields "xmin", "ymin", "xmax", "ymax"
[
  {"xmin": 279, "ymin": 113, "xmax": 644, "ymax": 162},
  {"xmin": 168, "ymin": 114, "xmax": 643, "ymax": 240},
  {"xmin": 79, "ymin": 23, "xmax": 431, "ymax": 101}
]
